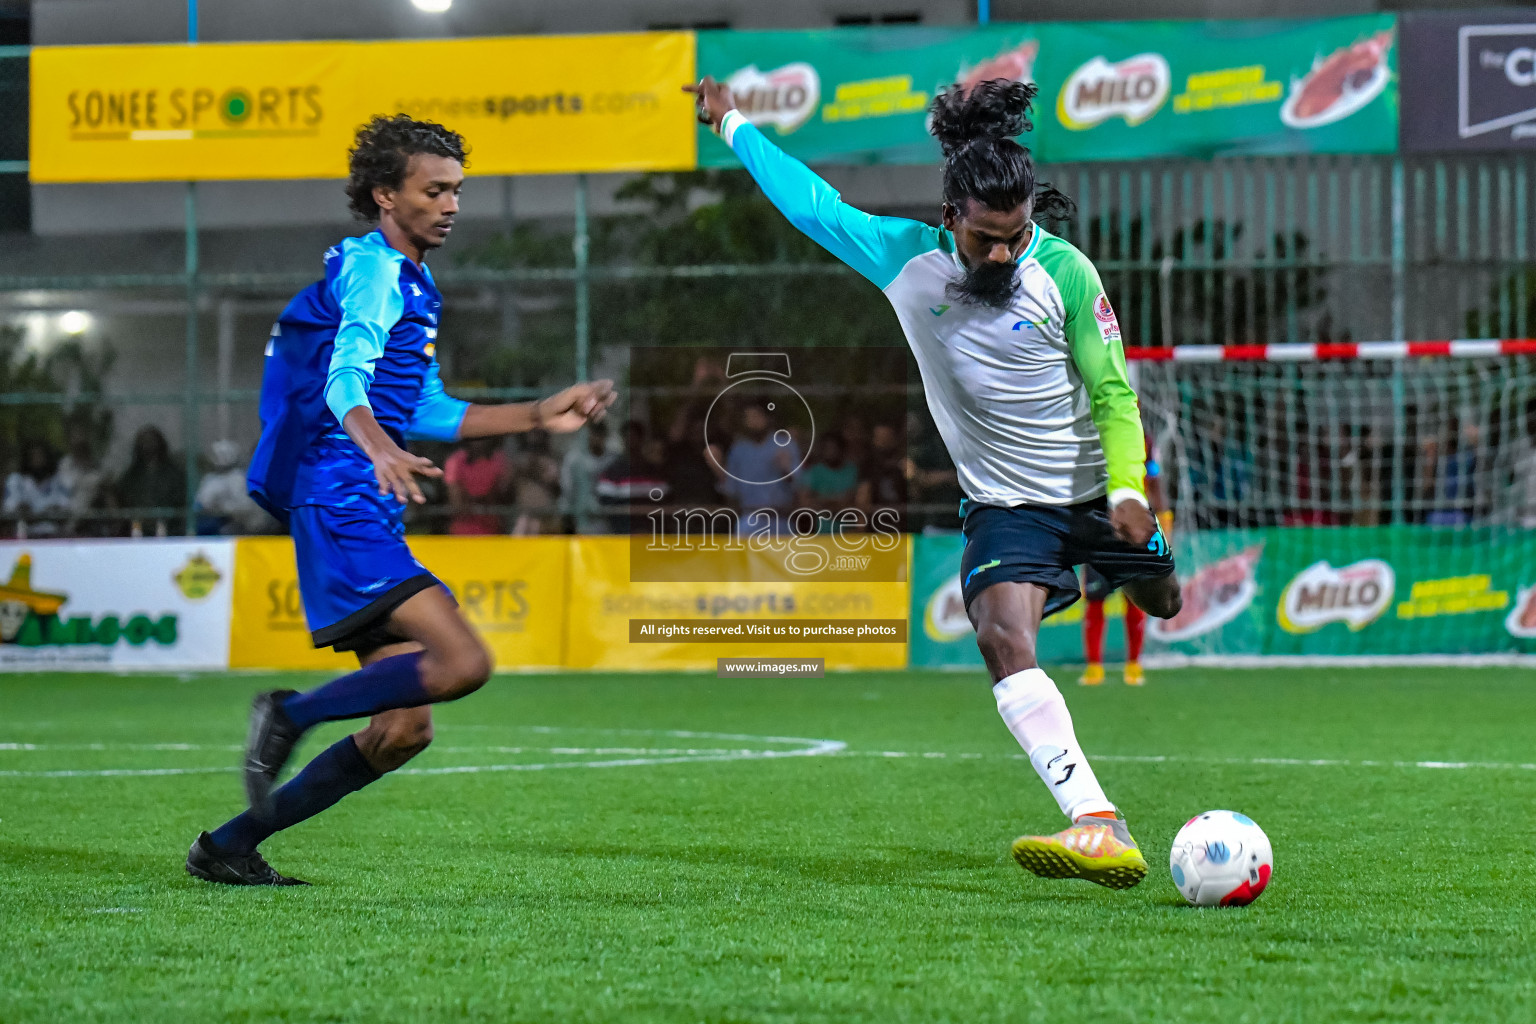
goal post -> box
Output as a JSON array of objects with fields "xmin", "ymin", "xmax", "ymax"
[{"xmin": 1128, "ymin": 341, "xmax": 1536, "ymax": 665}]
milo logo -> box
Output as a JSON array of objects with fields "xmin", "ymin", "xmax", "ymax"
[
  {"xmin": 725, "ymin": 62, "xmax": 821, "ymax": 134},
  {"xmin": 1058, "ymin": 53, "xmax": 1171, "ymax": 130},
  {"xmin": 1277, "ymin": 558, "xmax": 1395, "ymax": 634}
]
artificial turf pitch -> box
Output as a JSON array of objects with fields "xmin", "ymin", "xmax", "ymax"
[{"xmin": 1, "ymin": 667, "xmax": 1532, "ymax": 1023}]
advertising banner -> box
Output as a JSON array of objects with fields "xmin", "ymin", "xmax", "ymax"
[
  {"xmin": 1150, "ymin": 526, "xmax": 1536, "ymax": 658},
  {"xmin": 908, "ymin": 532, "xmax": 1119, "ymax": 670},
  {"xmin": 565, "ymin": 536, "xmax": 907, "ymax": 670},
  {"xmin": 229, "ymin": 536, "xmax": 568, "ymax": 671},
  {"xmin": 696, "ymin": 25, "xmax": 1043, "ymax": 168},
  {"xmin": 1034, "ymin": 15, "xmax": 1398, "ymax": 162},
  {"xmin": 0, "ymin": 540, "xmax": 234, "ymax": 670},
  {"xmin": 1400, "ymin": 10, "xmax": 1536, "ymax": 152},
  {"xmin": 30, "ymin": 32, "xmax": 696, "ymax": 182}
]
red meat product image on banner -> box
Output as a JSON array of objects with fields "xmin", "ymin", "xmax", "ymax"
[
  {"xmin": 1147, "ymin": 544, "xmax": 1264, "ymax": 643},
  {"xmin": 1280, "ymin": 29, "xmax": 1394, "ymax": 129},
  {"xmin": 959, "ymin": 39, "xmax": 1039, "ymax": 94}
]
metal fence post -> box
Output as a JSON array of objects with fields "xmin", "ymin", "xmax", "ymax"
[
  {"xmin": 183, "ymin": 182, "xmax": 200, "ymax": 536},
  {"xmin": 573, "ymin": 173, "xmax": 590, "ymax": 381},
  {"xmin": 1391, "ymin": 158, "xmax": 1405, "ymax": 342},
  {"xmin": 182, "ymin": 1, "xmax": 201, "ymax": 536}
]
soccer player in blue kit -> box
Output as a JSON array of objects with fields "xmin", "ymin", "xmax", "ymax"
[{"xmin": 186, "ymin": 115, "xmax": 615, "ymax": 886}]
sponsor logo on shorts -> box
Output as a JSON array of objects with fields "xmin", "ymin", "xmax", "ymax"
[{"xmin": 965, "ymin": 559, "xmax": 1001, "ymax": 587}]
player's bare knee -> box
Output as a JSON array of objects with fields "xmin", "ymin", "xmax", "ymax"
[
  {"xmin": 1145, "ymin": 583, "xmax": 1183, "ymax": 619},
  {"xmin": 975, "ymin": 620, "xmax": 1037, "ymax": 676},
  {"xmin": 425, "ymin": 641, "xmax": 493, "ymax": 699}
]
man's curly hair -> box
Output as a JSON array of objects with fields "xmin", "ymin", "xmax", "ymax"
[{"xmin": 345, "ymin": 114, "xmax": 469, "ymax": 222}]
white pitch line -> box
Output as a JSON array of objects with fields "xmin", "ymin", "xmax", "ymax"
[
  {"xmin": 0, "ymin": 730, "xmax": 847, "ymax": 778},
  {"xmin": 4, "ymin": 740, "xmax": 1533, "ymax": 778},
  {"xmin": 841, "ymin": 751, "xmax": 1536, "ymax": 772},
  {"xmin": 0, "ymin": 742, "xmax": 239, "ymax": 751}
]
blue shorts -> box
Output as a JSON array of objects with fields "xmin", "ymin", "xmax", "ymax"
[
  {"xmin": 290, "ymin": 502, "xmax": 445, "ymax": 652},
  {"xmin": 959, "ymin": 496, "xmax": 1175, "ymax": 618}
]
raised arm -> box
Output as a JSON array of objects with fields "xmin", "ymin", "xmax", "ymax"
[{"xmin": 686, "ymin": 77, "xmax": 939, "ymax": 290}]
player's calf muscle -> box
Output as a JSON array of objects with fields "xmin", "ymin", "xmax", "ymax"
[{"xmin": 356, "ymin": 708, "xmax": 434, "ymax": 773}]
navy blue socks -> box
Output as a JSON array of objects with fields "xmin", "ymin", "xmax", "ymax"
[
  {"xmin": 281, "ymin": 652, "xmax": 430, "ymax": 731},
  {"xmin": 209, "ymin": 735, "xmax": 381, "ymax": 855}
]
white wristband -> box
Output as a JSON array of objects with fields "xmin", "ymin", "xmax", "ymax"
[
  {"xmin": 1107, "ymin": 488, "xmax": 1148, "ymax": 511},
  {"xmin": 719, "ymin": 109, "xmax": 747, "ymax": 147}
]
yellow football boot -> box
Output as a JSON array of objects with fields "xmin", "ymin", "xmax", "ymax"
[
  {"xmin": 1011, "ymin": 816, "xmax": 1148, "ymax": 890},
  {"xmin": 1078, "ymin": 663, "xmax": 1105, "ymax": 687},
  {"xmin": 1123, "ymin": 661, "xmax": 1146, "ymax": 686}
]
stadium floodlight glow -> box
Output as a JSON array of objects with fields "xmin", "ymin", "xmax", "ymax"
[
  {"xmin": 410, "ymin": 0, "xmax": 452, "ymax": 11},
  {"xmin": 58, "ymin": 310, "xmax": 91, "ymax": 335}
]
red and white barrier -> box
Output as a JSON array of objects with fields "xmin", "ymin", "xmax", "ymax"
[{"xmin": 1124, "ymin": 339, "xmax": 1536, "ymax": 361}]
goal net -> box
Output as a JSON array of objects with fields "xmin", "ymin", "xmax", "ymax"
[{"xmin": 1132, "ymin": 342, "xmax": 1536, "ymax": 663}]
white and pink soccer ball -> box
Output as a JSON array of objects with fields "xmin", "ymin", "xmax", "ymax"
[{"xmin": 1169, "ymin": 810, "xmax": 1273, "ymax": 907}]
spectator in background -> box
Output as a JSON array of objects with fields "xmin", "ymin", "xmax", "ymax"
[
  {"xmin": 1187, "ymin": 412, "xmax": 1249, "ymax": 529},
  {"xmin": 718, "ymin": 402, "xmax": 800, "ymax": 526},
  {"xmin": 196, "ymin": 439, "xmax": 276, "ymax": 535},
  {"xmin": 443, "ymin": 436, "xmax": 512, "ymax": 536},
  {"xmin": 1499, "ymin": 400, "xmax": 1536, "ymax": 529},
  {"xmin": 116, "ymin": 425, "xmax": 186, "ymax": 537},
  {"xmin": 664, "ymin": 409, "xmax": 723, "ymax": 510},
  {"xmin": 840, "ymin": 413, "xmax": 871, "ymax": 472},
  {"xmin": 560, "ymin": 420, "xmax": 613, "ymax": 534},
  {"xmin": 856, "ymin": 422, "xmax": 908, "ymax": 531},
  {"xmin": 795, "ymin": 432, "xmax": 858, "ymax": 525},
  {"xmin": 596, "ymin": 419, "xmax": 669, "ymax": 533},
  {"xmin": 907, "ymin": 410, "xmax": 962, "ymax": 530},
  {"xmin": 510, "ymin": 429, "xmax": 561, "ymax": 535},
  {"xmin": 1426, "ymin": 413, "xmax": 1483, "ymax": 527},
  {"xmin": 55, "ymin": 425, "xmax": 106, "ymax": 535},
  {"xmin": 3, "ymin": 440, "xmax": 68, "ymax": 538}
]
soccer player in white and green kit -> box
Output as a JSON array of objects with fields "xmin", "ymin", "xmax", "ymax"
[{"xmin": 687, "ymin": 76, "xmax": 1183, "ymax": 890}]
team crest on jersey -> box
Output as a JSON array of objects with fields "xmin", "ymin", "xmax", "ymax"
[
  {"xmin": 424, "ymin": 343, "xmax": 436, "ymax": 358},
  {"xmin": 1093, "ymin": 293, "xmax": 1122, "ymax": 343}
]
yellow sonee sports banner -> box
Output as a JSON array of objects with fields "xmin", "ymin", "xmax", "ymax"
[
  {"xmin": 564, "ymin": 537, "xmax": 909, "ymax": 671},
  {"xmin": 229, "ymin": 537, "xmax": 568, "ymax": 671},
  {"xmin": 30, "ymin": 32, "xmax": 696, "ymax": 182}
]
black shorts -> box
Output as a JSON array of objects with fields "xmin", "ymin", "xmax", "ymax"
[
  {"xmin": 313, "ymin": 573, "xmax": 442, "ymax": 654},
  {"xmin": 960, "ymin": 496, "xmax": 1175, "ymax": 618}
]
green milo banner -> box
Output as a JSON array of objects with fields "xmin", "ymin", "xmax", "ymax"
[
  {"xmin": 1026, "ymin": 15, "xmax": 1398, "ymax": 161},
  {"xmin": 696, "ymin": 25, "xmax": 1043, "ymax": 168},
  {"xmin": 1152, "ymin": 526, "xmax": 1536, "ymax": 658},
  {"xmin": 697, "ymin": 18, "xmax": 1400, "ymax": 169},
  {"xmin": 909, "ymin": 528, "xmax": 1536, "ymax": 667}
]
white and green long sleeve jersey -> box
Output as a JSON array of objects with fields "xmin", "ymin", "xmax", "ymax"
[{"xmin": 719, "ymin": 109, "xmax": 1146, "ymax": 509}]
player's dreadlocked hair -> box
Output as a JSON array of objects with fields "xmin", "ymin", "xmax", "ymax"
[
  {"xmin": 345, "ymin": 114, "xmax": 469, "ymax": 222},
  {"xmin": 928, "ymin": 79, "xmax": 1073, "ymax": 222}
]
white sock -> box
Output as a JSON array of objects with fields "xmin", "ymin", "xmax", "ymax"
[{"xmin": 993, "ymin": 667, "xmax": 1116, "ymax": 821}]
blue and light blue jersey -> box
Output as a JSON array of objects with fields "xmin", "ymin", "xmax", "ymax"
[{"xmin": 248, "ymin": 230, "xmax": 468, "ymax": 520}]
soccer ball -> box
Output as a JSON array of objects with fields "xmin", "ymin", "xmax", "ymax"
[{"xmin": 1169, "ymin": 810, "xmax": 1273, "ymax": 907}]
